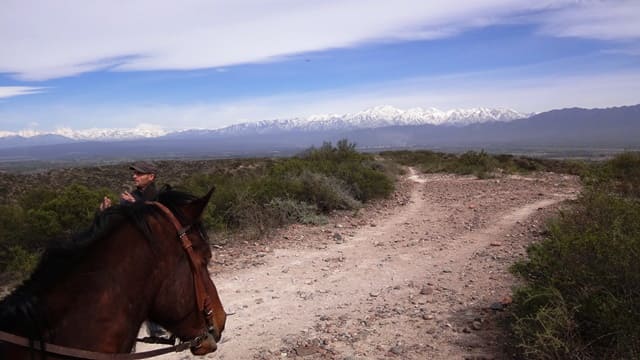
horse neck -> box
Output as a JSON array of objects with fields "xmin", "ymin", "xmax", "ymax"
[{"xmin": 38, "ymin": 224, "xmax": 166, "ymax": 353}]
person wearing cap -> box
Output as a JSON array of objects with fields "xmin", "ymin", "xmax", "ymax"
[
  {"xmin": 98, "ymin": 161, "xmax": 172, "ymax": 343},
  {"xmin": 99, "ymin": 161, "xmax": 158, "ymax": 210}
]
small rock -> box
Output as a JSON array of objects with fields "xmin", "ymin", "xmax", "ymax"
[
  {"xmin": 422, "ymin": 314, "xmax": 434, "ymax": 320},
  {"xmin": 420, "ymin": 286, "xmax": 434, "ymax": 295},
  {"xmin": 295, "ymin": 345, "xmax": 320, "ymax": 357},
  {"xmin": 472, "ymin": 321, "xmax": 482, "ymax": 330},
  {"xmin": 389, "ymin": 346, "xmax": 404, "ymax": 355},
  {"xmin": 489, "ymin": 302, "xmax": 504, "ymax": 311},
  {"xmin": 501, "ymin": 295, "xmax": 513, "ymax": 305}
]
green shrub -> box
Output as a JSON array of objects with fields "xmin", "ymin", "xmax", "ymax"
[
  {"xmin": 585, "ymin": 152, "xmax": 640, "ymax": 199},
  {"xmin": 2, "ymin": 245, "xmax": 40, "ymax": 279},
  {"xmin": 294, "ymin": 170, "xmax": 361, "ymax": 212},
  {"xmin": 181, "ymin": 173, "xmax": 243, "ymax": 231},
  {"xmin": 173, "ymin": 141, "xmax": 391, "ymax": 236},
  {"xmin": 40, "ymin": 184, "xmax": 112, "ymax": 232},
  {"xmin": 511, "ymin": 189, "xmax": 640, "ymax": 359},
  {"xmin": 511, "ymin": 288, "xmax": 587, "ymax": 360},
  {"xmin": 380, "ymin": 150, "xmax": 451, "ymax": 173},
  {"xmin": 334, "ymin": 161, "xmax": 394, "ymax": 202},
  {"xmin": 24, "ymin": 208, "xmax": 63, "ymax": 242},
  {"xmin": 0, "ymin": 183, "xmax": 114, "ymax": 275},
  {"xmin": 19, "ymin": 188, "xmax": 57, "ymax": 210},
  {"xmin": 455, "ymin": 150, "xmax": 499, "ymax": 178},
  {"xmin": 266, "ymin": 198, "xmax": 327, "ymax": 225},
  {"xmin": 0, "ymin": 204, "xmax": 26, "ymax": 248},
  {"xmin": 224, "ymin": 188, "xmax": 275, "ymax": 238},
  {"xmin": 380, "ymin": 149, "xmax": 584, "ymax": 177}
]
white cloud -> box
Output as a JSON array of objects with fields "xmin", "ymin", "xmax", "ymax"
[
  {"xmin": 602, "ymin": 46, "xmax": 640, "ymax": 56},
  {"xmin": 0, "ymin": 86, "xmax": 45, "ymax": 99},
  {"xmin": 538, "ymin": 0, "xmax": 640, "ymax": 40},
  {"xmin": 1, "ymin": 0, "xmax": 581, "ymax": 80}
]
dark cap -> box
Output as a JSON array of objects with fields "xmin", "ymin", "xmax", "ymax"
[{"xmin": 129, "ymin": 161, "xmax": 157, "ymax": 174}]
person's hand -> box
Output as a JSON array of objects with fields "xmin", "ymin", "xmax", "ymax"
[
  {"xmin": 99, "ymin": 196, "xmax": 112, "ymax": 211},
  {"xmin": 120, "ymin": 191, "xmax": 136, "ymax": 203}
]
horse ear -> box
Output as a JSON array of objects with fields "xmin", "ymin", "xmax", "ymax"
[{"xmin": 183, "ymin": 186, "xmax": 215, "ymax": 220}]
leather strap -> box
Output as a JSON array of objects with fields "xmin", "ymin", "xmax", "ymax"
[
  {"xmin": 146, "ymin": 201, "xmax": 217, "ymax": 331},
  {"xmin": 0, "ymin": 329, "xmax": 195, "ymax": 359}
]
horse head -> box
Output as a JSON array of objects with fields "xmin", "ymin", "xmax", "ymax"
[
  {"xmin": 145, "ymin": 187, "xmax": 226, "ymax": 355},
  {"xmin": 0, "ymin": 186, "xmax": 227, "ymax": 359}
]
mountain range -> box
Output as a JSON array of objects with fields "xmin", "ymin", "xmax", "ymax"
[
  {"xmin": 0, "ymin": 106, "xmax": 526, "ymax": 144},
  {"xmin": 0, "ymin": 104, "xmax": 638, "ymax": 163}
]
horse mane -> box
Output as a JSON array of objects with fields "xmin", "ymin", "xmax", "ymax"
[{"xmin": 0, "ymin": 184, "xmax": 199, "ymax": 339}]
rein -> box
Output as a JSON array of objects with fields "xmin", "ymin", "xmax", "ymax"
[
  {"xmin": 0, "ymin": 330, "xmax": 201, "ymax": 359},
  {"xmin": 146, "ymin": 201, "xmax": 219, "ymax": 335},
  {"xmin": 0, "ymin": 201, "xmax": 216, "ymax": 359}
]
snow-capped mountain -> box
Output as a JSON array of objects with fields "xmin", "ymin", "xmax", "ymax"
[
  {"xmin": 55, "ymin": 124, "xmax": 168, "ymax": 140},
  {"xmin": 198, "ymin": 106, "xmax": 528, "ymax": 136},
  {"xmin": 0, "ymin": 106, "xmax": 528, "ymax": 145},
  {"xmin": 0, "ymin": 104, "xmax": 637, "ymax": 161},
  {"xmin": 0, "ymin": 124, "xmax": 167, "ymax": 141}
]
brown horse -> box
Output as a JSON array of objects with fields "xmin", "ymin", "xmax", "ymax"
[{"xmin": 0, "ymin": 186, "xmax": 226, "ymax": 358}]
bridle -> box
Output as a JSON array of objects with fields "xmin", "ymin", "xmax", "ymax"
[
  {"xmin": 146, "ymin": 201, "xmax": 220, "ymax": 341},
  {"xmin": 0, "ymin": 201, "xmax": 221, "ymax": 359}
]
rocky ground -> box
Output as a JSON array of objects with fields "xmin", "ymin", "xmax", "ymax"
[{"xmin": 139, "ymin": 168, "xmax": 581, "ymax": 359}]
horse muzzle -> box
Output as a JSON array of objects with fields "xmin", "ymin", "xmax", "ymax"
[{"xmin": 190, "ymin": 332, "xmax": 218, "ymax": 355}]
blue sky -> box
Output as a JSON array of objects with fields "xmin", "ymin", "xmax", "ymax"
[{"xmin": 1, "ymin": 0, "xmax": 639, "ymax": 133}]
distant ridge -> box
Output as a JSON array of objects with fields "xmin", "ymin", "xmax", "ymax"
[
  {"xmin": 0, "ymin": 124, "xmax": 167, "ymax": 146},
  {"xmin": 0, "ymin": 104, "xmax": 638, "ymax": 160},
  {"xmin": 0, "ymin": 106, "xmax": 526, "ymax": 146},
  {"xmin": 166, "ymin": 106, "xmax": 527, "ymax": 138},
  {"xmin": 0, "ymin": 134, "xmax": 75, "ymax": 148}
]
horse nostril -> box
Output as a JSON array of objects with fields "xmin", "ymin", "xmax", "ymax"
[{"xmin": 210, "ymin": 327, "xmax": 222, "ymax": 342}]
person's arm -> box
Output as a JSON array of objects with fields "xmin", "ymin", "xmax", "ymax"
[{"xmin": 120, "ymin": 191, "xmax": 136, "ymax": 203}]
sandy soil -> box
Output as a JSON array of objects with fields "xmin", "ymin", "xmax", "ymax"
[{"xmin": 139, "ymin": 168, "xmax": 581, "ymax": 359}]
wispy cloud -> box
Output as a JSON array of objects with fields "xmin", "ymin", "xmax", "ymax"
[
  {"xmin": 602, "ymin": 46, "xmax": 640, "ymax": 56},
  {"xmin": 0, "ymin": 0, "xmax": 593, "ymax": 81},
  {"xmin": 0, "ymin": 86, "xmax": 45, "ymax": 99},
  {"xmin": 537, "ymin": 0, "xmax": 640, "ymax": 41}
]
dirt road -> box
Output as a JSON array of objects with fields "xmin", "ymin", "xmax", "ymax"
[{"xmin": 143, "ymin": 169, "xmax": 580, "ymax": 359}]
